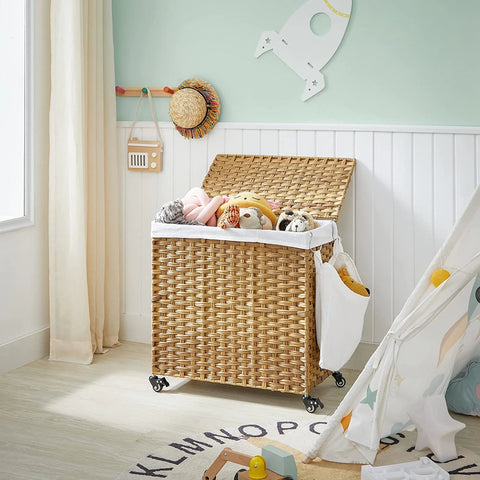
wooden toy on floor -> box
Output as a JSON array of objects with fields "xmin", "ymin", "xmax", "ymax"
[{"xmin": 202, "ymin": 446, "xmax": 297, "ymax": 480}]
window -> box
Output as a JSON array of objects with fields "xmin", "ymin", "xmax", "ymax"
[{"xmin": 0, "ymin": 0, "xmax": 33, "ymax": 232}]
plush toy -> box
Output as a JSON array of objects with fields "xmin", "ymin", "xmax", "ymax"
[
  {"xmin": 217, "ymin": 204, "xmax": 241, "ymax": 229},
  {"xmin": 337, "ymin": 265, "xmax": 370, "ymax": 297},
  {"xmin": 238, "ymin": 207, "xmax": 267, "ymax": 229},
  {"xmin": 276, "ymin": 210, "xmax": 296, "ymax": 231},
  {"xmin": 155, "ymin": 199, "xmax": 202, "ymax": 225},
  {"xmin": 276, "ymin": 210, "xmax": 319, "ymax": 232},
  {"xmin": 182, "ymin": 187, "xmax": 226, "ymax": 226},
  {"xmin": 155, "ymin": 187, "xmax": 226, "ymax": 226},
  {"xmin": 217, "ymin": 192, "xmax": 278, "ymax": 229}
]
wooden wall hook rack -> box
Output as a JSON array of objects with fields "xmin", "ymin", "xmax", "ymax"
[{"xmin": 115, "ymin": 86, "xmax": 177, "ymax": 97}]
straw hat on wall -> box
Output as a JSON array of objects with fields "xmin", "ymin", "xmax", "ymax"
[{"xmin": 168, "ymin": 79, "xmax": 220, "ymax": 139}]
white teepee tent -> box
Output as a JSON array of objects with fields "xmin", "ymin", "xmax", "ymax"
[{"xmin": 307, "ymin": 186, "xmax": 480, "ymax": 465}]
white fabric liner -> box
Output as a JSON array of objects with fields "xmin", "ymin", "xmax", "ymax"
[{"xmin": 151, "ymin": 219, "xmax": 339, "ymax": 250}]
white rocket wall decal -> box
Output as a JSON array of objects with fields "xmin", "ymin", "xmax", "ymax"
[{"xmin": 255, "ymin": 0, "xmax": 352, "ymax": 101}]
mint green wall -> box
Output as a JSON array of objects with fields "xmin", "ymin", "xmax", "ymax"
[{"xmin": 113, "ymin": 0, "xmax": 480, "ymax": 126}]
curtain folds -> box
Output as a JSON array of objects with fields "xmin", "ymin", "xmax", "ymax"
[{"xmin": 49, "ymin": 0, "xmax": 119, "ymax": 364}]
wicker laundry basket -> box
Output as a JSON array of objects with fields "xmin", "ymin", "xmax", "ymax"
[{"xmin": 151, "ymin": 154, "xmax": 355, "ymax": 408}]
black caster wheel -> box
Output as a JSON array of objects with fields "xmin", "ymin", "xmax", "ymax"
[
  {"xmin": 302, "ymin": 395, "xmax": 324, "ymax": 413},
  {"xmin": 234, "ymin": 469, "xmax": 246, "ymax": 480},
  {"xmin": 332, "ymin": 371, "xmax": 346, "ymax": 388},
  {"xmin": 149, "ymin": 375, "xmax": 169, "ymax": 392}
]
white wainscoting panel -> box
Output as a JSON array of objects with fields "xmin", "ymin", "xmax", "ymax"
[{"xmin": 117, "ymin": 122, "xmax": 479, "ymax": 346}]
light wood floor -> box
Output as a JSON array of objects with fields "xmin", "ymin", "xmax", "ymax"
[{"xmin": 0, "ymin": 342, "xmax": 478, "ymax": 479}]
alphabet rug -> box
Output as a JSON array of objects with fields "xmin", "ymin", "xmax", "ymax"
[{"xmin": 118, "ymin": 418, "xmax": 480, "ymax": 479}]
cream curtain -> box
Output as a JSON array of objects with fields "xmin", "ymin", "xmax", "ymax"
[{"xmin": 49, "ymin": 0, "xmax": 120, "ymax": 364}]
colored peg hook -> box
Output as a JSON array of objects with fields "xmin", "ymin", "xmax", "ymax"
[
  {"xmin": 142, "ymin": 87, "xmax": 148, "ymax": 94},
  {"xmin": 115, "ymin": 85, "xmax": 126, "ymax": 94}
]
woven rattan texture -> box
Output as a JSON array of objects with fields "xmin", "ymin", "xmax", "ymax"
[
  {"xmin": 152, "ymin": 239, "xmax": 334, "ymax": 395},
  {"xmin": 202, "ymin": 155, "xmax": 355, "ymax": 221}
]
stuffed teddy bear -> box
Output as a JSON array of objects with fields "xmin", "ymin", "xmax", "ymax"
[
  {"xmin": 217, "ymin": 204, "xmax": 241, "ymax": 229},
  {"xmin": 337, "ymin": 265, "xmax": 370, "ymax": 297},
  {"xmin": 217, "ymin": 191, "xmax": 278, "ymax": 229},
  {"xmin": 238, "ymin": 207, "xmax": 267, "ymax": 229},
  {"xmin": 276, "ymin": 210, "xmax": 319, "ymax": 232}
]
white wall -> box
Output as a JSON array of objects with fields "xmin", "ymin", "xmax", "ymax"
[
  {"xmin": 118, "ymin": 121, "xmax": 480, "ymax": 348},
  {"xmin": 0, "ymin": 0, "xmax": 50, "ymax": 374}
]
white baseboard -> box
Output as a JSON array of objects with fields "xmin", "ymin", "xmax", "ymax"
[
  {"xmin": 0, "ymin": 327, "xmax": 50, "ymax": 374},
  {"xmin": 0, "ymin": 322, "xmax": 374, "ymax": 375},
  {"xmin": 343, "ymin": 342, "xmax": 378, "ymax": 371},
  {"xmin": 120, "ymin": 313, "xmax": 151, "ymax": 344}
]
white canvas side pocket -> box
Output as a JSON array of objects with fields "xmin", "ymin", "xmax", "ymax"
[{"xmin": 315, "ymin": 249, "xmax": 370, "ymax": 371}]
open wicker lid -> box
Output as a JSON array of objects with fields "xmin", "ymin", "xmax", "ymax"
[{"xmin": 202, "ymin": 154, "xmax": 355, "ymax": 221}]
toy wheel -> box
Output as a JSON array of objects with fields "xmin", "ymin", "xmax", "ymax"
[
  {"xmin": 203, "ymin": 471, "xmax": 216, "ymax": 480},
  {"xmin": 332, "ymin": 371, "xmax": 346, "ymax": 388},
  {"xmin": 234, "ymin": 469, "xmax": 246, "ymax": 480}
]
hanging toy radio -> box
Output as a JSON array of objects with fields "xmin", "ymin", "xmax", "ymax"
[{"xmin": 127, "ymin": 87, "xmax": 163, "ymax": 172}]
